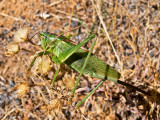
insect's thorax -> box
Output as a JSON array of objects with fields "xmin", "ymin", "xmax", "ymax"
[{"xmin": 52, "ymin": 40, "xmax": 74, "ymax": 57}]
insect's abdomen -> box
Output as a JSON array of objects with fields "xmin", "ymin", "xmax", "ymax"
[{"xmin": 53, "ymin": 41, "xmax": 120, "ymax": 82}]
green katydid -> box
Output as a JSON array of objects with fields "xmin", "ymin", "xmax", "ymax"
[{"xmin": 29, "ymin": 32, "xmax": 150, "ymax": 109}]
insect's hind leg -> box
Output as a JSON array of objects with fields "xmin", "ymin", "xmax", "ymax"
[
  {"xmin": 58, "ymin": 34, "xmax": 95, "ymax": 63},
  {"xmin": 70, "ymin": 36, "xmax": 97, "ymax": 103},
  {"xmin": 76, "ymin": 79, "xmax": 105, "ymax": 109}
]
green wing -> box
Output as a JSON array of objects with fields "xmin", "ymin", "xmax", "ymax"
[{"xmin": 65, "ymin": 49, "xmax": 120, "ymax": 82}]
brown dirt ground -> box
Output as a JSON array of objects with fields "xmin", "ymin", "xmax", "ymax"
[{"xmin": 0, "ymin": 0, "xmax": 160, "ymax": 120}]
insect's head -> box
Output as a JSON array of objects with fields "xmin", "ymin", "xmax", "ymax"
[{"xmin": 40, "ymin": 32, "xmax": 57, "ymax": 50}]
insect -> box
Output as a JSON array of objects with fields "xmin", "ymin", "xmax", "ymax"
[{"xmin": 29, "ymin": 32, "xmax": 150, "ymax": 110}]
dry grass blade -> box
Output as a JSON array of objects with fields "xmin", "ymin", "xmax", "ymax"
[
  {"xmin": 0, "ymin": 13, "xmax": 25, "ymax": 22},
  {"xmin": 91, "ymin": 0, "xmax": 121, "ymax": 69}
]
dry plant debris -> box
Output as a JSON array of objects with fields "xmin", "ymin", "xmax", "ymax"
[
  {"xmin": 4, "ymin": 43, "xmax": 20, "ymax": 57},
  {"xmin": 0, "ymin": 0, "xmax": 160, "ymax": 119},
  {"xmin": 14, "ymin": 28, "xmax": 29, "ymax": 43},
  {"xmin": 31, "ymin": 55, "xmax": 52, "ymax": 75}
]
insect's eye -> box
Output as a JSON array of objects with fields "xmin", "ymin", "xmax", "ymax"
[{"xmin": 41, "ymin": 35, "xmax": 45, "ymax": 40}]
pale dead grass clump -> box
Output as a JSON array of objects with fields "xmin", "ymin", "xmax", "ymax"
[
  {"xmin": 4, "ymin": 28, "xmax": 29, "ymax": 56},
  {"xmin": 4, "ymin": 44, "xmax": 20, "ymax": 57},
  {"xmin": 14, "ymin": 28, "xmax": 29, "ymax": 43},
  {"xmin": 13, "ymin": 83, "xmax": 30, "ymax": 98},
  {"xmin": 63, "ymin": 72, "xmax": 76, "ymax": 90},
  {"xmin": 31, "ymin": 55, "xmax": 52, "ymax": 75}
]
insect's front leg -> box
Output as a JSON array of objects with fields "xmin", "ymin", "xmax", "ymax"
[{"xmin": 51, "ymin": 55, "xmax": 61, "ymax": 87}]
